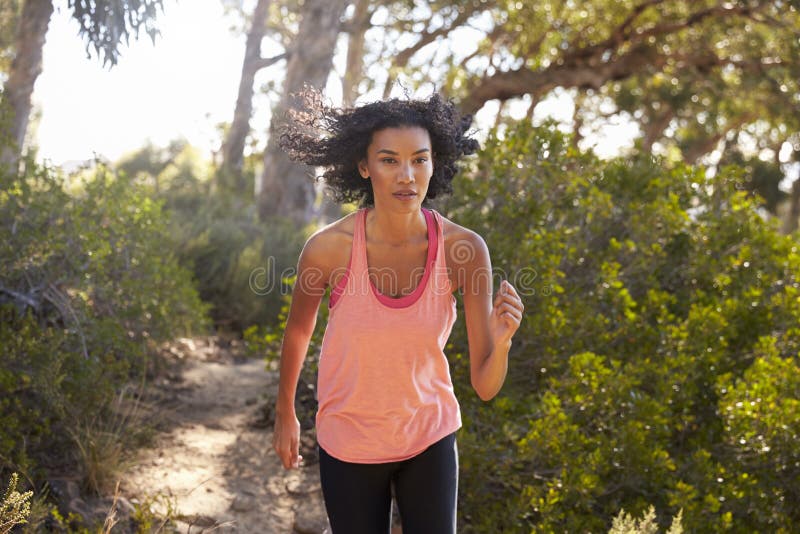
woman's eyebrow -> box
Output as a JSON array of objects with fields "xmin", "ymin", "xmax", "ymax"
[{"xmin": 376, "ymin": 148, "xmax": 431, "ymax": 155}]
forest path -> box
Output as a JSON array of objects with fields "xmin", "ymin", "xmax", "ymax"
[{"xmin": 120, "ymin": 336, "xmax": 329, "ymax": 533}]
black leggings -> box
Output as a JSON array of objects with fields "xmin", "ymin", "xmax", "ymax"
[{"xmin": 318, "ymin": 432, "xmax": 458, "ymax": 534}]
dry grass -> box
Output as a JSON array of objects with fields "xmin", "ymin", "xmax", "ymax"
[{"xmin": 69, "ymin": 384, "xmax": 146, "ymax": 496}]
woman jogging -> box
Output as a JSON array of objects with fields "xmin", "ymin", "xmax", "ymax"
[{"xmin": 272, "ymin": 88, "xmax": 524, "ymax": 534}]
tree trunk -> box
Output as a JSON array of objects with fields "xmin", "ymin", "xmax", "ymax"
[
  {"xmin": 641, "ymin": 109, "xmax": 674, "ymax": 154},
  {"xmin": 309, "ymin": 0, "xmax": 370, "ymax": 226},
  {"xmin": 682, "ymin": 130, "xmax": 724, "ymax": 164},
  {"xmin": 1, "ymin": 0, "xmax": 53, "ymax": 169},
  {"xmin": 683, "ymin": 115, "xmax": 753, "ymax": 163},
  {"xmin": 257, "ymin": 0, "xmax": 348, "ymax": 224},
  {"xmin": 342, "ymin": 0, "xmax": 370, "ymax": 107},
  {"xmin": 219, "ymin": 0, "xmax": 271, "ymax": 192}
]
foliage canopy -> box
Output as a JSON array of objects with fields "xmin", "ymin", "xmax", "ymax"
[{"xmin": 439, "ymin": 121, "xmax": 800, "ymax": 532}]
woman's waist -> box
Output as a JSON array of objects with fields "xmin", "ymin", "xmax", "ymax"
[
  {"xmin": 316, "ymin": 393, "xmax": 461, "ymax": 434},
  {"xmin": 317, "ymin": 375, "xmax": 458, "ymax": 412}
]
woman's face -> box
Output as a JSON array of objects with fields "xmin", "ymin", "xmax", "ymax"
[{"xmin": 358, "ymin": 126, "xmax": 434, "ymax": 212}]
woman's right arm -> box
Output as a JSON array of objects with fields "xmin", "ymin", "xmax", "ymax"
[{"xmin": 272, "ymin": 232, "xmax": 329, "ymax": 470}]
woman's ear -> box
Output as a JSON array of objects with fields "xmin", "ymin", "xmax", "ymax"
[{"xmin": 358, "ymin": 158, "xmax": 369, "ymax": 179}]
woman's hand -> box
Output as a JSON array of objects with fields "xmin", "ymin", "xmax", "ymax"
[
  {"xmin": 272, "ymin": 410, "xmax": 303, "ymax": 470},
  {"xmin": 489, "ymin": 280, "xmax": 524, "ymax": 347}
]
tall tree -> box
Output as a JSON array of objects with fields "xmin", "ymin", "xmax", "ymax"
[
  {"xmin": 366, "ymin": 1, "xmax": 799, "ymax": 166},
  {"xmin": 0, "ymin": 0, "xmax": 52, "ymax": 167},
  {"xmin": 341, "ymin": 0, "xmax": 371, "ymax": 107},
  {"xmin": 0, "ymin": 0, "xmax": 163, "ymax": 168},
  {"xmin": 219, "ymin": 0, "xmax": 287, "ymax": 191},
  {"xmin": 256, "ymin": 0, "xmax": 348, "ymax": 223},
  {"xmin": 242, "ymin": 0, "xmax": 798, "ymax": 221}
]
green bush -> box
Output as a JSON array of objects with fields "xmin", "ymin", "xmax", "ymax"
[
  {"xmin": 440, "ymin": 121, "xmax": 800, "ymax": 532},
  {"xmin": 0, "ymin": 158, "xmax": 210, "ymax": 493},
  {"xmin": 177, "ymin": 196, "xmax": 307, "ymax": 333},
  {"xmin": 114, "ymin": 142, "xmax": 308, "ymax": 333}
]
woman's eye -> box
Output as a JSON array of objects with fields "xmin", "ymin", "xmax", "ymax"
[
  {"xmin": 415, "ymin": 158, "xmax": 428, "ymax": 164},
  {"xmin": 381, "ymin": 158, "xmax": 396, "ymax": 164}
]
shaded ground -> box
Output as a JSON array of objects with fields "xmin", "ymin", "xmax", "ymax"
[{"xmin": 119, "ymin": 336, "xmax": 329, "ymax": 533}]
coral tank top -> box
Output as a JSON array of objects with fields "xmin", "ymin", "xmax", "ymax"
[{"xmin": 316, "ymin": 207, "xmax": 461, "ymax": 463}]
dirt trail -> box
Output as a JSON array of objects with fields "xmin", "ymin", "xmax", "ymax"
[{"xmin": 120, "ymin": 336, "xmax": 329, "ymax": 533}]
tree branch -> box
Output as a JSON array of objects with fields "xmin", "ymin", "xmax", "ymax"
[
  {"xmin": 460, "ymin": 2, "xmax": 764, "ymax": 113},
  {"xmin": 0, "ymin": 285, "xmax": 40, "ymax": 310},
  {"xmin": 253, "ymin": 51, "xmax": 288, "ymax": 71},
  {"xmin": 461, "ymin": 43, "xmax": 667, "ymax": 113},
  {"xmin": 399, "ymin": 7, "xmax": 474, "ymax": 66},
  {"xmin": 616, "ymin": 0, "xmax": 668, "ymax": 44},
  {"xmin": 458, "ymin": 25, "xmax": 504, "ymax": 70},
  {"xmin": 629, "ymin": 4, "xmax": 755, "ymax": 47},
  {"xmin": 383, "ymin": 5, "xmax": 477, "ymax": 97}
]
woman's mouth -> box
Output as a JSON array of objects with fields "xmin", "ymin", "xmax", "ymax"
[{"xmin": 393, "ymin": 191, "xmax": 417, "ymax": 200}]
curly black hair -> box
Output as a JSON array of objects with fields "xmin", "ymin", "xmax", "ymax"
[{"xmin": 279, "ymin": 86, "xmax": 479, "ymax": 207}]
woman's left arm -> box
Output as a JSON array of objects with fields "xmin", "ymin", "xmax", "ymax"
[{"xmin": 458, "ymin": 231, "xmax": 525, "ymax": 401}]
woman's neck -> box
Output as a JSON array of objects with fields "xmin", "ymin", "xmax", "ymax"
[{"xmin": 366, "ymin": 206, "xmax": 427, "ymax": 246}]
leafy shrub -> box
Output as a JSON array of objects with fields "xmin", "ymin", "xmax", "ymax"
[
  {"xmin": 114, "ymin": 141, "xmax": 308, "ymax": 334},
  {"xmin": 440, "ymin": 121, "xmax": 800, "ymax": 532},
  {"xmin": 0, "ymin": 157, "xmax": 210, "ymax": 493},
  {"xmin": 177, "ymin": 197, "xmax": 307, "ymax": 333},
  {"xmin": 244, "ymin": 271, "xmax": 332, "ymax": 437},
  {"xmin": 0, "ymin": 473, "xmax": 32, "ymax": 534}
]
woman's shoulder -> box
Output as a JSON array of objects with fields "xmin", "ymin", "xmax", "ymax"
[
  {"xmin": 433, "ymin": 211, "xmax": 491, "ymax": 285},
  {"xmin": 300, "ymin": 209, "xmax": 360, "ymax": 270},
  {"xmin": 433, "ymin": 211, "xmax": 487, "ymax": 250},
  {"xmin": 312, "ymin": 209, "xmax": 360, "ymax": 243}
]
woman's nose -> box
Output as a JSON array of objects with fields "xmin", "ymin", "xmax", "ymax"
[{"xmin": 397, "ymin": 163, "xmax": 415, "ymax": 183}]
